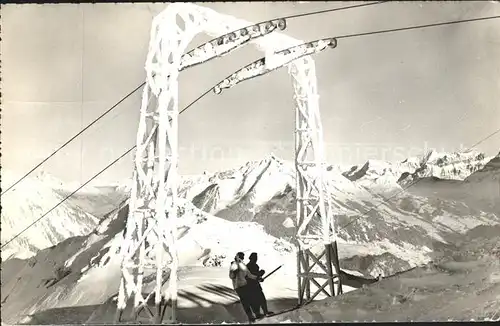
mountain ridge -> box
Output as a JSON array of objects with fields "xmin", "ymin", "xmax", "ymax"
[{"xmin": 1, "ymin": 149, "xmax": 499, "ymax": 324}]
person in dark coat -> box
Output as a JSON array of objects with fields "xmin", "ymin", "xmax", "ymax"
[
  {"xmin": 246, "ymin": 252, "xmax": 273, "ymax": 318},
  {"xmin": 229, "ymin": 252, "xmax": 261, "ymax": 322}
]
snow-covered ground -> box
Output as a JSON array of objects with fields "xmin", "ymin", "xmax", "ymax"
[
  {"xmin": 1, "ymin": 150, "xmax": 499, "ymax": 324},
  {"xmin": 0, "ymin": 200, "xmax": 303, "ymax": 324},
  {"xmin": 262, "ymin": 224, "xmax": 500, "ymax": 323}
]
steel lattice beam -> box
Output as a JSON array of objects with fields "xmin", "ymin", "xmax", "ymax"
[{"xmin": 213, "ymin": 38, "xmax": 337, "ymax": 94}]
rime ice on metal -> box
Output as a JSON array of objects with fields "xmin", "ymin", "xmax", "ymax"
[
  {"xmin": 180, "ymin": 19, "xmax": 287, "ymax": 70},
  {"xmin": 116, "ymin": 3, "xmax": 340, "ymax": 322},
  {"xmin": 213, "ymin": 37, "xmax": 338, "ymax": 94}
]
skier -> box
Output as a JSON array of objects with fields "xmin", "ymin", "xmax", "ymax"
[
  {"xmin": 246, "ymin": 252, "xmax": 273, "ymax": 318},
  {"xmin": 229, "ymin": 252, "xmax": 262, "ymax": 323}
]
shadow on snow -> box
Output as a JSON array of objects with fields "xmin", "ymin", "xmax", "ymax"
[{"xmin": 22, "ymin": 283, "xmax": 298, "ymax": 324}]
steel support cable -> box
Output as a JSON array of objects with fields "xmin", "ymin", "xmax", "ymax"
[
  {"xmin": 3, "ymin": 13, "xmax": 500, "ymax": 248},
  {"xmin": 0, "ymin": 89, "xmax": 211, "ymax": 249},
  {"xmin": 342, "ymin": 106, "xmax": 498, "ymax": 204},
  {"xmin": 334, "ymin": 14, "xmax": 500, "ymax": 40},
  {"xmin": 1, "ymin": 1, "xmax": 387, "ymax": 197},
  {"xmin": 0, "ymin": 83, "xmax": 145, "ymax": 196}
]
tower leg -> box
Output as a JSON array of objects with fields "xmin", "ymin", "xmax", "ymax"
[
  {"xmin": 304, "ymin": 251, "xmax": 311, "ymax": 301},
  {"xmin": 155, "ymin": 301, "xmax": 162, "ymax": 323},
  {"xmin": 114, "ymin": 309, "xmax": 124, "ymax": 323},
  {"xmin": 296, "ymin": 250, "xmax": 303, "ymax": 306},
  {"xmin": 325, "ymin": 243, "xmax": 335, "ymax": 297},
  {"xmin": 171, "ymin": 298, "xmax": 177, "ymax": 323},
  {"xmin": 114, "ymin": 277, "xmax": 126, "ymax": 323},
  {"xmin": 330, "ymin": 241, "xmax": 343, "ymax": 295},
  {"xmin": 131, "ymin": 306, "xmax": 140, "ymax": 321}
]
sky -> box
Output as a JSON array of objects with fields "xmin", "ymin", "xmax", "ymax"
[{"xmin": 2, "ymin": 1, "xmax": 500, "ymax": 185}]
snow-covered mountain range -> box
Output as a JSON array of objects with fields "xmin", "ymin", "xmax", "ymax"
[
  {"xmin": 1, "ymin": 149, "xmax": 499, "ymax": 324},
  {"xmin": 404, "ymin": 151, "xmax": 500, "ymax": 215},
  {"xmin": 342, "ymin": 149, "xmax": 491, "ymax": 194},
  {"xmin": 179, "ymin": 150, "xmax": 499, "ymax": 277},
  {"xmin": 1, "ymin": 171, "xmax": 129, "ymax": 260}
]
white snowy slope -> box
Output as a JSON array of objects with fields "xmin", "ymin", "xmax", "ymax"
[
  {"xmin": 1, "ymin": 151, "xmax": 499, "ymax": 324},
  {"xmin": 457, "ymin": 152, "xmax": 500, "ymax": 213},
  {"xmin": 54, "ymin": 184, "xmax": 130, "ymax": 218},
  {"xmin": 1, "ymin": 171, "xmax": 128, "ymax": 260},
  {"xmin": 406, "ymin": 152, "xmax": 500, "ymax": 215},
  {"xmin": 261, "ymin": 224, "xmax": 500, "ymax": 323},
  {"xmin": 0, "ymin": 199, "xmax": 298, "ymax": 325},
  {"xmin": 2, "ymin": 204, "xmax": 498, "ymax": 324}
]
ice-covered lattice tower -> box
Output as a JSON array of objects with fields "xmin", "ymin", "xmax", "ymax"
[{"xmin": 116, "ymin": 3, "xmax": 342, "ymax": 323}]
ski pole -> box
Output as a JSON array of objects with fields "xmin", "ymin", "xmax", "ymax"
[{"xmin": 263, "ymin": 265, "xmax": 283, "ymax": 281}]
